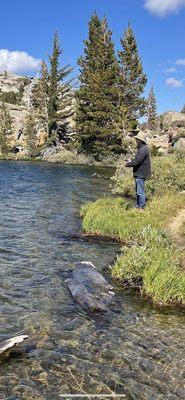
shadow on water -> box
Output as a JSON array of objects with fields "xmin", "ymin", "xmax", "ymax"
[{"xmin": 0, "ymin": 161, "xmax": 184, "ymax": 400}]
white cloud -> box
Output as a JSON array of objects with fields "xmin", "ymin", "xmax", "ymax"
[
  {"xmin": 165, "ymin": 67, "xmax": 177, "ymax": 72},
  {"xmin": 176, "ymin": 58, "xmax": 185, "ymax": 65},
  {"xmin": 0, "ymin": 49, "xmax": 41, "ymax": 73},
  {"xmin": 144, "ymin": 0, "xmax": 185, "ymax": 17},
  {"xmin": 165, "ymin": 77, "xmax": 183, "ymax": 87}
]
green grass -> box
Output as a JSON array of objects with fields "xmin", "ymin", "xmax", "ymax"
[
  {"xmin": 142, "ymin": 254, "xmax": 185, "ymax": 305},
  {"xmin": 82, "ymin": 193, "xmax": 185, "ymax": 241},
  {"xmin": 81, "ymin": 197, "xmax": 130, "ymax": 240},
  {"xmin": 113, "ymin": 232, "xmax": 185, "ymax": 306},
  {"xmin": 81, "ymin": 193, "xmax": 185, "ymax": 307}
]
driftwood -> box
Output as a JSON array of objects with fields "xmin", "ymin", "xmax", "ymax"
[
  {"xmin": 64, "ymin": 261, "xmax": 115, "ymax": 312},
  {"xmin": 0, "ymin": 335, "xmax": 28, "ymax": 355}
]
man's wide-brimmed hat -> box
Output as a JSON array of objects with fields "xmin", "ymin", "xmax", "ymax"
[{"xmin": 134, "ymin": 131, "xmax": 147, "ymax": 144}]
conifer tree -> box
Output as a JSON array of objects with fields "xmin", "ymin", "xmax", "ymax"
[
  {"xmin": 147, "ymin": 86, "xmax": 157, "ymax": 131},
  {"xmin": 0, "ymin": 102, "xmax": 13, "ymax": 154},
  {"xmin": 31, "ymin": 33, "xmax": 73, "ymax": 145},
  {"xmin": 118, "ymin": 24, "xmax": 147, "ymax": 132},
  {"xmin": 17, "ymin": 82, "xmax": 25, "ymax": 105},
  {"xmin": 181, "ymin": 104, "xmax": 185, "ymax": 113},
  {"xmin": 24, "ymin": 111, "xmax": 38, "ymax": 156},
  {"xmin": 47, "ymin": 32, "xmax": 60, "ymax": 135},
  {"xmin": 47, "ymin": 31, "xmax": 73, "ymax": 142},
  {"xmin": 32, "ymin": 61, "xmax": 49, "ymax": 133},
  {"xmin": 76, "ymin": 14, "xmax": 123, "ymax": 159}
]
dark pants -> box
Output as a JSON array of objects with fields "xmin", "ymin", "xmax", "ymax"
[{"xmin": 135, "ymin": 178, "xmax": 146, "ymax": 208}]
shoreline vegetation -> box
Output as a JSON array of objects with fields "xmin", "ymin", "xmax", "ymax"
[
  {"xmin": 81, "ymin": 154, "xmax": 185, "ymax": 308},
  {"xmin": 0, "ymin": 150, "xmax": 121, "ymax": 167}
]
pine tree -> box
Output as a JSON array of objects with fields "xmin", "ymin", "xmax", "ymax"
[
  {"xmin": 181, "ymin": 104, "xmax": 185, "ymax": 113},
  {"xmin": 17, "ymin": 82, "xmax": 25, "ymax": 105},
  {"xmin": 0, "ymin": 102, "xmax": 13, "ymax": 154},
  {"xmin": 32, "ymin": 61, "xmax": 49, "ymax": 134},
  {"xmin": 118, "ymin": 24, "xmax": 147, "ymax": 133},
  {"xmin": 24, "ymin": 111, "xmax": 38, "ymax": 156},
  {"xmin": 147, "ymin": 86, "xmax": 157, "ymax": 131},
  {"xmin": 76, "ymin": 13, "xmax": 123, "ymax": 159},
  {"xmin": 31, "ymin": 33, "xmax": 74, "ymax": 145},
  {"xmin": 47, "ymin": 32, "xmax": 60, "ymax": 135},
  {"xmin": 47, "ymin": 31, "xmax": 73, "ymax": 142}
]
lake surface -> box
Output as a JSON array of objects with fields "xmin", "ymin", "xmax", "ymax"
[{"xmin": 0, "ymin": 161, "xmax": 184, "ymax": 400}]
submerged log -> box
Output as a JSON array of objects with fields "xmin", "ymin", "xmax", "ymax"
[
  {"xmin": 65, "ymin": 261, "xmax": 115, "ymax": 312},
  {"xmin": 0, "ymin": 335, "xmax": 28, "ymax": 355}
]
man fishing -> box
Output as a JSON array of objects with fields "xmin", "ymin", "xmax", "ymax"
[{"xmin": 125, "ymin": 131, "xmax": 151, "ymax": 209}]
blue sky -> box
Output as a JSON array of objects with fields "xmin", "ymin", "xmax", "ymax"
[{"xmin": 1, "ymin": 0, "xmax": 185, "ymax": 114}]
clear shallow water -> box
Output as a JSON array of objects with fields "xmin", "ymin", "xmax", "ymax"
[{"xmin": 0, "ymin": 161, "xmax": 184, "ymax": 400}]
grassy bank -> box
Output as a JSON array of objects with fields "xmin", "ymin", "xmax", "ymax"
[
  {"xmin": 81, "ymin": 194, "xmax": 185, "ymax": 241},
  {"xmin": 81, "ymin": 156, "xmax": 185, "ymax": 307},
  {"xmin": 0, "ymin": 153, "xmax": 41, "ymax": 162}
]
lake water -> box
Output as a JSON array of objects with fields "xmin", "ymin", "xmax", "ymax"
[{"xmin": 0, "ymin": 161, "xmax": 184, "ymax": 400}]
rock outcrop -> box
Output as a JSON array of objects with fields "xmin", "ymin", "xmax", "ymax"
[
  {"xmin": 174, "ymin": 138, "xmax": 185, "ymax": 152},
  {"xmin": 0, "ymin": 72, "xmax": 33, "ymax": 151},
  {"xmin": 147, "ymin": 133, "xmax": 169, "ymax": 154},
  {"xmin": 6, "ymin": 103, "xmax": 28, "ymax": 142},
  {"xmin": 36, "ymin": 128, "xmax": 48, "ymax": 147},
  {"xmin": 161, "ymin": 111, "xmax": 185, "ymax": 145},
  {"xmin": 162, "ymin": 111, "xmax": 185, "ymax": 128},
  {"xmin": 0, "ymin": 72, "xmax": 76, "ymax": 154},
  {"xmin": 143, "ymin": 112, "xmax": 185, "ymax": 154},
  {"xmin": 0, "ymin": 72, "xmax": 30, "ymax": 94}
]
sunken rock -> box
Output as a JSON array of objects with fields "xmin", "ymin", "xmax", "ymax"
[
  {"xmin": 138, "ymin": 358, "xmax": 155, "ymax": 373},
  {"xmin": 65, "ymin": 261, "xmax": 115, "ymax": 312},
  {"xmin": 0, "ymin": 335, "xmax": 28, "ymax": 355}
]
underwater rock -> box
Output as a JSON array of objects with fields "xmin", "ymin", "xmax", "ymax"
[
  {"xmin": 0, "ymin": 335, "xmax": 28, "ymax": 355},
  {"xmin": 64, "ymin": 261, "xmax": 115, "ymax": 312},
  {"xmin": 138, "ymin": 358, "xmax": 155, "ymax": 373}
]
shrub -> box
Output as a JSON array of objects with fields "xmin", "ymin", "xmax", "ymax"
[
  {"xmin": 111, "ymin": 154, "xmax": 185, "ymax": 197},
  {"xmin": 46, "ymin": 149, "xmax": 91, "ymax": 165},
  {"xmin": 111, "ymin": 158, "xmax": 134, "ymax": 196},
  {"xmin": 0, "ymin": 91, "xmax": 19, "ymax": 105},
  {"xmin": 113, "ymin": 244, "xmax": 151, "ymax": 283}
]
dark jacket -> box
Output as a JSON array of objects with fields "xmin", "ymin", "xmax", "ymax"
[{"xmin": 126, "ymin": 144, "xmax": 151, "ymax": 179}]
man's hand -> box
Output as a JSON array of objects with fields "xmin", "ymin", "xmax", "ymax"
[{"xmin": 125, "ymin": 159, "xmax": 131, "ymax": 167}]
